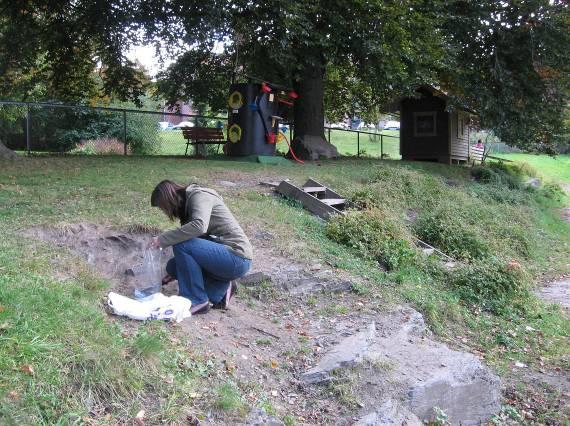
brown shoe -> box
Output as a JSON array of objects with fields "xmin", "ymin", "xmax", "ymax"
[
  {"xmin": 191, "ymin": 301, "xmax": 210, "ymax": 315},
  {"xmin": 212, "ymin": 281, "xmax": 237, "ymax": 310}
]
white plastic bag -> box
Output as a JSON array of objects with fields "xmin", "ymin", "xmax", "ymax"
[{"xmin": 108, "ymin": 292, "xmax": 192, "ymax": 322}]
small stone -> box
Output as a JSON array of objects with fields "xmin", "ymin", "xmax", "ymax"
[
  {"xmin": 254, "ymin": 231, "xmax": 274, "ymax": 240},
  {"xmin": 238, "ymin": 272, "xmax": 272, "ymax": 286},
  {"xmin": 219, "ymin": 180, "xmax": 237, "ymax": 187}
]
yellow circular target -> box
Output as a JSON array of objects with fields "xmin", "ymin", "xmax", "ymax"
[
  {"xmin": 276, "ymin": 131, "xmax": 285, "ymax": 144},
  {"xmin": 228, "ymin": 124, "xmax": 242, "ymax": 143},
  {"xmin": 228, "ymin": 91, "xmax": 244, "ymax": 109}
]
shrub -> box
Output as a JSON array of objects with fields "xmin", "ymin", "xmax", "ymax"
[
  {"xmin": 414, "ymin": 206, "xmax": 489, "ymax": 260},
  {"xmin": 540, "ymin": 182, "xmax": 566, "ymax": 201},
  {"xmin": 471, "ymin": 163, "xmax": 525, "ymax": 189},
  {"xmin": 72, "ymin": 138, "xmax": 127, "ymax": 155},
  {"xmin": 126, "ymin": 113, "xmax": 160, "ymax": 155},
  {"xmin": 326, "ymin": 209, "xmax": 417, "ymax": 271},
  {"xmin": 468, "ymin": 184, "xmax": 532, "ymax": 205},
  {"xmin": 446, "ymin": 257, "xmax": 532, "ymax": 314}
]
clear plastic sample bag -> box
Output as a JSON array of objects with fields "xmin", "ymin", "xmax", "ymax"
[{"xmin": 134, "ymin": 248, "xmax": 163, "ymax": 299}]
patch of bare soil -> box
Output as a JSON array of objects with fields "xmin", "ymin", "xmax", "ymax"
[{"xmin": 25, "ymin": 223, "xmax": 169, "ymax": 298}]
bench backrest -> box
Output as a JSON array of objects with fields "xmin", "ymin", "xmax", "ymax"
[{"xmin": 182, "ymin": 127, "xmax": 224, "ymax": 141}]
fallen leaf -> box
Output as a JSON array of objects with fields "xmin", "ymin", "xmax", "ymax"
[
  {"xmin": 134, "ymin": 409, "xmax": 145, "ymax": 426},
  {"xmin": 0, "ymin": 305, "xmax": 5, "ymax": 313},
  {"xmin": 189, "ymin": 392, "xmax": 202, "ymax": 399},
  {"xmin": 7, "ymin": 390, "xmax": 20, "ymax": 400},
  {"xmin": 270, "ymin": 359, "xmax": 278, "ymax": 369},
  {"xmin": 20, "ymin": 365, "xmax": 34, "ymax": 375}
]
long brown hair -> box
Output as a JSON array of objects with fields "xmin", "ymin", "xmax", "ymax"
[{"xmin": 151, "ymin": 180, "xmax": 187, "ymax": 221}]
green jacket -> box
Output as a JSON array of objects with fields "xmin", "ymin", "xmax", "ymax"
[{"xmin": 158, "ymin": 185, "xmax": 253, "ymax": 259}]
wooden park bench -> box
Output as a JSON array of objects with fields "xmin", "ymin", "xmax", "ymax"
[{"xmin": 182, "ymin": 127, "xmax": 225, "ymax": 156}]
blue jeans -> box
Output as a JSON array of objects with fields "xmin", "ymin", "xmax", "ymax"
[{"xmin": 166, "ymin": 238, "xmax": 251, "ymax": 306}]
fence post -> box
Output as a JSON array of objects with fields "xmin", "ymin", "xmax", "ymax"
[
  {"xmin": 122, "ymin": 110, "xmax": 127, "ymax": 155},
  {"xmin": 357, "ymin": 132, "xmax": 360, "ymax": 157},
  {"xmin": 25, "ymin": 103, "xmax": 31, "ymax": 154},
  {"xmin": 380, "ymin": 134, "xmax": 384, "ymax": 159},
  {"xmin": 328, "ymin": 127, "xmax": 331, "ymax": 143}
]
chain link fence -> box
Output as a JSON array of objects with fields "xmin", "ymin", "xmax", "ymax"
[
  {"xmin": 276, "ymin": 125, "xmax": 401, "ymax": 159},
  {"xmin": 0, "ymin": 101, "xmax": 227, "ymax": 156},
  {"xmin": 0, "ymin": 101, "xmax": 400, "ymax": 159}
]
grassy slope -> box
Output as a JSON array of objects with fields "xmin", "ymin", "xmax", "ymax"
[
  {"xmin": 496, "ymin": 153, "xmax": 570, "ymax": 184},
  {"xmin": 0, "ymin": 156, "xmax": 568, "ymax": 423}
]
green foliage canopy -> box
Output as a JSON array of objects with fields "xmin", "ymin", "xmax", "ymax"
[
  {"xmin": 440, "ymin": 0, "xmax": 570, "ymax": 152},
  {"xmin": 0, "ymin": 1, "xmax": 148, "ymax": 103}
]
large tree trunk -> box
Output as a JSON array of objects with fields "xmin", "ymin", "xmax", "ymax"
[
  {"xmin": 291, "ymin": 64, "xmax": 339, "ymax": 160},
  {"xmin": 0, "ymin": 140, "xmax": 19, "ymax": 160}
]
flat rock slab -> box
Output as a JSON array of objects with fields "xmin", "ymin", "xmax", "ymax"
[
  {"xmin": 302, "ymin": 323, "xmax": 376, "ymax": 384},
  {"xmin": 239, "ymin": 268, "xmax": 354, "ymax": 295},
  {"xmin": 537, "ymin": 279, "xmax": 570, "ymax": 314},
  {"xmin": 280, "ymin": 278, "xmax": 353, "ymax": 295},
  {"xmin": 302, "ymin": 307, "xmax": 501, "ymax": 425},
  {"xmin": 244, "ymin": 408, "xmax": 284, "ymax": 426},
  {"xmin": 355, "ymin": 399, "xmax": 422, "ymax": 426}
]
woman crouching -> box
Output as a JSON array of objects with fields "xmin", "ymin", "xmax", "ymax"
[{"xmin": 149, "ymin": 180, "xmax": 252, "ymax": 314}]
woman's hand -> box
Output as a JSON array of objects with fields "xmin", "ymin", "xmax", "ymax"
[{"xmin": 148, "ymin": 236, "xmax": 161, "ymax": 249}]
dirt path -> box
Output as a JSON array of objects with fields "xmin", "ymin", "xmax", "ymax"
[
  {"xmin": 537, "ymin": 277, "xmax": 570, "ymax": 315},
  {"xmin": 536, "ymin": 183, "xmax": 570, "ymax": 313},
  {"xmin": 561, "ymin": 183, "xmax": 570, "ymax": 224}
]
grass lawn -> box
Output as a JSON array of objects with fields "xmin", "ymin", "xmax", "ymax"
[
  {"xmin": 158, "ymin": 128, "xmax": 400, "ymax": 159},
  {"xmin": 495, "ymin": 153, "xmax": 570, "ymax": 184},
  {"xmin": 1, "ymin": 155, "xmax": 568, "ymax": 423}
]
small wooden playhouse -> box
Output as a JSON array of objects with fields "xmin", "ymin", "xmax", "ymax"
[{"xmin": 398, "ymin": 86, "xmax": 476, "ymax": 164}]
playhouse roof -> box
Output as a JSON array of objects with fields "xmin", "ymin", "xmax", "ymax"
[{"xmin": 386, "ymin": 85, "xmax": 477, "ymax": 115}]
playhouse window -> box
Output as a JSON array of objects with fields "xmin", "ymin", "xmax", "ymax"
[
  {"xmin": 457, "ymin": 112, "xmax": 467, "ymax": 138},
  {"xmin": 413, "ymin": 112, "xmax": 437, "ymax": 137}
]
